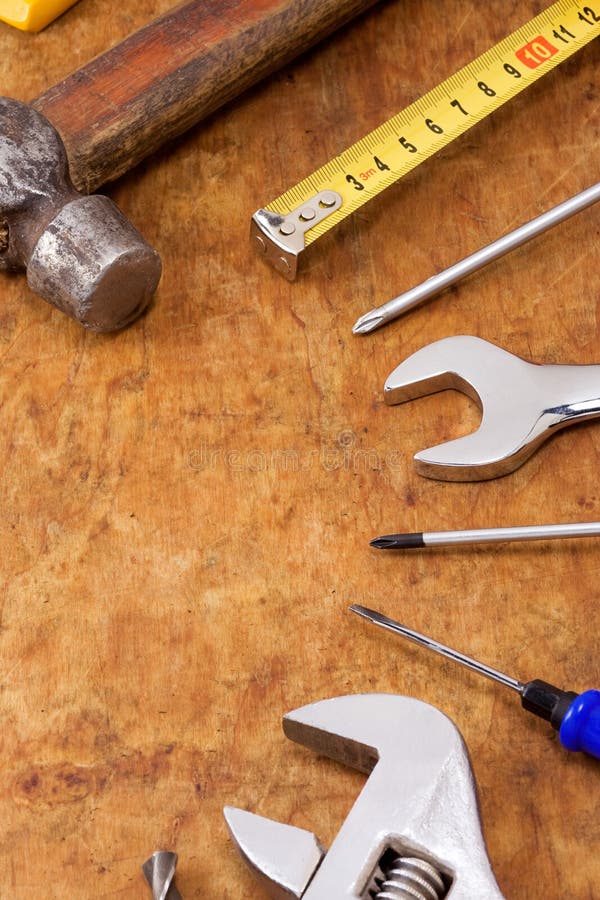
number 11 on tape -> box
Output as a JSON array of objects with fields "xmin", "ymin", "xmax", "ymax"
[{"xmin": 251, "ymin": 1, "xmax": 600, "ymax": 280}]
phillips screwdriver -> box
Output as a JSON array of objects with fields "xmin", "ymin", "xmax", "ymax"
[
  {"xmin": 370, "ymin": 521, "xmax": 600, "ymax": 550},
  {"xmin": 352, "ymin": 181, "xmax": 600, "ymax": 334},
  {"xmin": 350, "ymin": 604, "xmax": 600, "ymax": 760}
]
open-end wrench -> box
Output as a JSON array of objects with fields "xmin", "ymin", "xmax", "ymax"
[
  {"xmin": 224, "ymin": 694, "xmax": 503, "ymax": 898},
  {"xmin": 384, "ymin": 335, "xmax": 600, "ymax": 481}
]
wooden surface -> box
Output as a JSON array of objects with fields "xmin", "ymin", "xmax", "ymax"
[{"xmin": 1, "ymin": 1, "xmax": 599, "ymax": 896}]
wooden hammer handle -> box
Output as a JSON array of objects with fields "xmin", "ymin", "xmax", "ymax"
[{"xmin": 32, "ymin": 0, "xmax": 380, "ymax": 193}]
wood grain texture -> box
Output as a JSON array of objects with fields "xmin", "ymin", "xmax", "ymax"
[
  {"xmin": 1, "ymin": 0, "xmax": 600, "ymax": 897},
  {"xmin": 32, "ymin": 0, "xmax": 379, "ymax": 193}
]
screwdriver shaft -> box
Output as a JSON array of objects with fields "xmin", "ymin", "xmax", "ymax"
[
  {"xmin": 371, "ymin": 521, "xmax": 600, "ymax": 550},
  {"xmin": 353, "ymin": 181, "xmax": 600, "ymax": 334},
  {"xmin": 351, "ymin": 606, "xmax": 600, "ymax": 760},
  {"xmin": 350, "ymin": 605, "xmax": 521, "ymax": 692}
]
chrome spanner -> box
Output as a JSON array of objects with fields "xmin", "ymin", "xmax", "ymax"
[
  {"xmin": 224, "ymin": 694, "xmax": 503, "ymax": 898},
  {"xmin": 384, "ymin": 335, "xmax": 600, "ymax": 481}
]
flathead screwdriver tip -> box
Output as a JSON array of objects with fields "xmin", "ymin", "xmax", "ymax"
[
  {"xmin": 350, "ymin": 604, "xmax": 600, "ymax": 761},
  {"xmin": 349, "ymin": 604, "xmax": 379, "ymax": 623}
]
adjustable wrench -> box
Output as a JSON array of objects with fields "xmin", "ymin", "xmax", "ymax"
[
  {"xmin": 384, "ymin": 335, "xmax": 600, "ymax": 481},
  {"xmin": 224, "ymin": 694, "xmax": 503, "ymax": 898}
]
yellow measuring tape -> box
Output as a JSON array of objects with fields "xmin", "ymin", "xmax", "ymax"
[{"xmin": 252, "ymin": 0, "xmax": 600, "ymax": 279}]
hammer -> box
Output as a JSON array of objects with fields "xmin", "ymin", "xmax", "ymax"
[{"xmin": 1, "ymin": 0, "xmax": 379, "ymax": 332}]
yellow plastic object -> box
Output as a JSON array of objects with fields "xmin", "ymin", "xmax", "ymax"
[
  {"xmin": 0, "ymin": 0, "xmax": 79, "ymax": 31},
  {"xmin": 259, "ymin": 0, "xmax": 600, "ymax": 256}
]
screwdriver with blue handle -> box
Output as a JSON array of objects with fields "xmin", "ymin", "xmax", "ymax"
[{"xmin": 350, "ymin": 604, "xmax": 600, "ymax": 760}]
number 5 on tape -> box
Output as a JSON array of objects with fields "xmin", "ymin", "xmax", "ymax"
[{"xmin": 252, "ymin": 1, "xmax": 600, "ymax": 280}]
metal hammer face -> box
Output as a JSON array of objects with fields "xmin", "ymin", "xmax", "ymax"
[
  {"xmin": 0, "ymin": 98, "xmax": 161, "ymax": 331},
  {"xmin": 384, "ymin": 335, "xmax": 600, "ymax": 481},
  {"xmin": 225, "ymin": 694, "xmax": 503, "ymax": 899}
]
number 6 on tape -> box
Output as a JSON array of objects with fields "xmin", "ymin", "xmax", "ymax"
[{"xmin": 252, "ymin": 0, "xmax": 600, "ymax": 280}]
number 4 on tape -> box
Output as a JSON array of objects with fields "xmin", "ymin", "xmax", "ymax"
[{"xmin": 252, "ymin": 1, "xmax": 600, "ymax": 280}]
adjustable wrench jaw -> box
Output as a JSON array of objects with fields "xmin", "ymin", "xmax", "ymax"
[
  {"xmin": 225, "ymin": 694, "xmax": 503, "ymax": 899},
  {"xmin": 223, "ymin": 807, "xmax": 325, "ymax": 899},
  {"xmin": 384, "ymin": 335, "xmax": 600, "ymax": 481}
]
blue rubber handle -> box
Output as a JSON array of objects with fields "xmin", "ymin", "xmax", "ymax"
[{"xmin": 559, "ymin": 690, "xmax": 600, "ymax": 758}]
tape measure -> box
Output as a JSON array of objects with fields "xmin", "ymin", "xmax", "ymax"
[{"xmin": 252, "ymin": 0, "xmax": 600, "ymax": 280}]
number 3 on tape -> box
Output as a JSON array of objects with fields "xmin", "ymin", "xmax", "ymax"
[{"xmin": 252, "ymin": 1, "xmax": 600, "ymax": 280}]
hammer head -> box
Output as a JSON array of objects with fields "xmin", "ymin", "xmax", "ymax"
[{"xmin": 0, "ymin": 97, "xmax": 161, "ymax": 331}]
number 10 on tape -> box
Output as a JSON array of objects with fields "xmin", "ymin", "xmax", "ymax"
[{"xmin": 251, "ymin": 1, "xmax": 600, "ymax": 280}]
